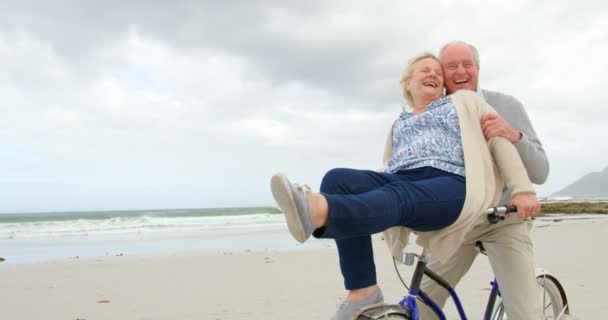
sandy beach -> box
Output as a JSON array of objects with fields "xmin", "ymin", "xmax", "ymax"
[{"xmin": 1, "ymin": 217, "xmax": 606, "ymax": 319}]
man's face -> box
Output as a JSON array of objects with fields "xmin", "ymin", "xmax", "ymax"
[{"xmin": 440, "ymin": 44, "xmax": 479, "ymax": 94}]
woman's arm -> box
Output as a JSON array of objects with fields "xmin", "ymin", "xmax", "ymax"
[
  {"xmin": 380, "ymin": 119, "xmax": 399, "ymax": 171},
  {"xmin": 487, "ymin": 136, "xmax": 540, "ymax": 218},
  {"xmin": 479, "ymin": 100, "xmax": 541, "ymax": 219}
]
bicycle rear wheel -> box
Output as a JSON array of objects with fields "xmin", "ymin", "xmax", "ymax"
[{"xmin": 490, "ymin": 274, "xmax": 568, "ymax": 319}]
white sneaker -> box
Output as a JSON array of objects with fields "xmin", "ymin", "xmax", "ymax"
[{"xmin": 270, "ymin": 173, "xmax": 314, "ymax": 243}]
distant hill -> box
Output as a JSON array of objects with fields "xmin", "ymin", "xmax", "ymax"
[{"xmin": 551, "ymin": 166, "xmax": 608, "ymax": 198}]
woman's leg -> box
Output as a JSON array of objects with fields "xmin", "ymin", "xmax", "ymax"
[
  {"xmin": 272, "ymin": 167, "xmax": 465, "ymax": 319},
  {"xmin": 315, "ymin": 171, "xmax": 466, "ymax": 240},
  {"xmin": 314, "ymin": 167, "xmax": 465, "ymax": 288},
  {"xmin": 320, "ymin": 168, "xmax": 398, "ymax": 291},
  {"xmin": 314, "ymin": 167, "xmax": 465, "ymax": 320},
  {"xmin": 336, "ymin": 236, "xmax": 377, "ymax": 290}
]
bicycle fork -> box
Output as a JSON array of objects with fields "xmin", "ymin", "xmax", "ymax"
[{"xmin": 399, "ymin": 248, "xmax": 467, "ymax": 320}]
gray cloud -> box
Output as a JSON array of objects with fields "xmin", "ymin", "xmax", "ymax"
[{"xmin": 1, "ymin": 0, "xmax": 607, "ymax": 212}]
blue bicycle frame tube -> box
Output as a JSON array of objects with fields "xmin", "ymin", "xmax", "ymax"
[
  {"xmin": 402, "ymin": 295, "xmax": 420, "ymax": 320},
  {"xmin": 400, "ymin": 248, "xmax": 468, "ymax": 319},
  {"xmin": 422, "ymin": 267, "xmax": 468, "ymax": 319},
  {"xmin": 398, "ymin": 288, "xmax": 449, "ymax": 320},
  {"xmin": 445, "ymin": 287, "xmax": 467, "ymax": 319},
  {"xmin": 418, "ymin": 290, "xmax": 448, "ymax": 320},
  {"xmin": 483, "ymin": 279, "xmax": 501, "ymax": 320}
]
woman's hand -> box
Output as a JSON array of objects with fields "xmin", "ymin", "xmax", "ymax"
[{"xmin": 510, "ymin": 193, "xmax": 541, "ymax": 219}]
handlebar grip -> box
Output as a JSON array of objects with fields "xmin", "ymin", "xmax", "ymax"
[
  {"xmin": 486, "ymin": 205, "xmax": 518, "ymax": 224},
  {"xmin": 505, "ymin": 205, "xmax": 517, "ymax": 213},
  {"xmin": 487, "ymin": 213, "xmax": 503, "ymax": 224}
]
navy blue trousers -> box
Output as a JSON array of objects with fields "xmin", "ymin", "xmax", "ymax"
[{"xmin": 314, "ymin": 166, "xmax": 465, "ymax": 290}]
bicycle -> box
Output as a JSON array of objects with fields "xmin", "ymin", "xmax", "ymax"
[{"xmin": 355, "ymin": 206, "xmax": 570, "ymax": 320}]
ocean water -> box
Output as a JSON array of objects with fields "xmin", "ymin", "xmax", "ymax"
[
  {"xmin": 5, "ymin": 201, "xmax": 604, "ymax": 264},
  {"xmin": 0, "ymin": 207, "xmax": 332, "ymax": 264},
  {"xmin": 0, "ymin": 207, "xmax": 284, "ymax": 239}
]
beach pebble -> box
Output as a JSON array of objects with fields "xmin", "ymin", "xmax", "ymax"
[{"xmin": 97, "ymin": 300, "xmax": 110, "ymax": 303}]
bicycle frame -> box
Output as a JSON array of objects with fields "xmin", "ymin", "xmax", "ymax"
[
  {"xmin": 396, "ymin": 207, "xmax": 520, "ymax": 319},
  {"xmin": 482, "ymin": 279, "xmax": 501, "ymax": 320},
  {"xmin": 398, "ymin": 248, "xmax": 502, "ymax": 320}
]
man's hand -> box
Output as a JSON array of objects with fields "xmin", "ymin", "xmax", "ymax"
[
  {"xmin": 481, "ymin": 113, "xmax": 522, "ymax": 143},
  {"xmin": 510, "ymin": 193, "xmax": 541, "ymax": 219}
]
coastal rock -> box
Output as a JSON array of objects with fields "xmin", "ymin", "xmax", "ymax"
[{"xmin": 0, "ymin": 257, "xmax": 5, "ymax": 263}]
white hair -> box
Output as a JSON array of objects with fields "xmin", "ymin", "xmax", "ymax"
[{"xmin": 438, "ymin": 41, "xmax": 480, "ymax": 68}]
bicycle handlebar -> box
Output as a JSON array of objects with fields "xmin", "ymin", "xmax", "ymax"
[{"xmin": 484, "ymin": 205, "xmax": 518, "ymax": 224}]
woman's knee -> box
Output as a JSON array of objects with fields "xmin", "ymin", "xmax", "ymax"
[{"xmin": 320, "ymin": 168, "xmax": 352, "ymax": 193}]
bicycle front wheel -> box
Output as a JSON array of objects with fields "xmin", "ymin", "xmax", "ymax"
[
  {"xmin": 356, "ymin": 304, "xmax": 411, "ymax": 319},
  {"xmin": 490, "ymin": 274, "xmax": 568, "ymax": 319}
]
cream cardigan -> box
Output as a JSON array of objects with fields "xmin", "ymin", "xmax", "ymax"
[{"xmin": 381, "ymin": 90, "xmax": 535, "ymax": 263}]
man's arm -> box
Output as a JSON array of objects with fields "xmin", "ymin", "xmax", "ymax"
[
  {"xmin": 482, "ymin": 91, "xmax": 549, "ymax": 184},
  {"xmin": 511, "ymin": 102, "xmax": 549, "ymax": 184},
  {"xmin": 473, "ymin": 93, "xmax": 541, "ymax": 219}
]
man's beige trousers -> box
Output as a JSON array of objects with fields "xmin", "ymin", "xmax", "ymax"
[{"xmin": 418, "ymin": 218, "xmax": 544, "ymax": 320}]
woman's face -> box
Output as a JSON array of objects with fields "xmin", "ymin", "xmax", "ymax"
[{"xmin": 407, "ymin": 58, "xmax": 444, "ymax": 103}]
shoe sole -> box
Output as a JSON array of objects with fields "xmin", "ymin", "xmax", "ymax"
[{"xmin": 270, "ymin": 173, "xmax": 307, "ymax": 243}]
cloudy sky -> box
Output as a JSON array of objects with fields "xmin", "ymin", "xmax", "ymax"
[{"xmin": 2, "ymin": 1, "xmax": 607, "ymax": 213}]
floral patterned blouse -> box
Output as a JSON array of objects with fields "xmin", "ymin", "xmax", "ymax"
[{"xmin": 385, "ymin": 96, "xmax": 465, "ymax": 176}]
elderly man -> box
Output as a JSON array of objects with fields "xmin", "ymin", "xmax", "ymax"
[{"xmin": 418, "ymin": 41, "xmax": 550, "ymax": 319}]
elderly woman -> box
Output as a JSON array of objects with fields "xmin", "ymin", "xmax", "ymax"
[{"xmin": 270, "ymin": 52, "xmax": 540, "ymax": 320}]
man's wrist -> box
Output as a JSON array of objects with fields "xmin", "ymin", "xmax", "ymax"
[{"xmin": 511, "ymin": 131, "xmax": 523, "ymax": 144}]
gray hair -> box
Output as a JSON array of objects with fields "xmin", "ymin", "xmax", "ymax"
[
  {"xmin": 438, "ymin": 41, "xmax": 480, "ymax": 68},
  {"xmin": 399, "ymin": 51, "xmax": 439, "ymax": 108}
]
